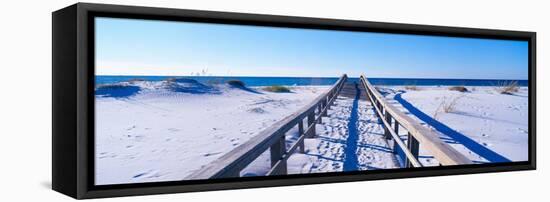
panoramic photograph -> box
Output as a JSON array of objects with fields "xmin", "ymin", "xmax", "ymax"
[{"xmin": 94, "ymin": 17, "xmax": 529, "ymax": 185}]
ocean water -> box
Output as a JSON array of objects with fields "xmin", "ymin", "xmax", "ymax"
[{"xmin": 95, "ymin": 75, "xmax": 529, "ymax": 87}]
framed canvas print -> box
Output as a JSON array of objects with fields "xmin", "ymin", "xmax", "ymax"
[{"xmin": 52, "ymin": 3, "xmax": 536, "ymax": 199}]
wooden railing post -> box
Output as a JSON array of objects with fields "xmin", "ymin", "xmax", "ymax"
[
  {"xmin": 225, "ymin": 169, "xmax": 241, "ymax": 178},
  {"xmin": 270, "ymin": 135, "xmax": 287, "ymax": 175},
  {"xmin": 325, "ymin": 96, "xmax": 330, "ymax": 110},
  {"xmin": 307, "ymin": 112, "xmax": 316, "ymax": 138},
  {"xmin": 318, "ymin": 104, "xmax": 323, "ymax": 124},
  {"xmin": 393, "ymin": 122, "xmax": 400, "ymax": 154},
  {"xmin": 384, "ymin": 112, "xmax": 392, "ymax": 140},
  {"xmin": 298, "ymin": 120, "xmax": 305, "ymax": 153},
  {"xmin": 323, "ymin": 97, "xmax": 329, "ymax": 116},
  {"xmin": 406, "ymin": 132, "xmax": 420, "ymax": 168}
]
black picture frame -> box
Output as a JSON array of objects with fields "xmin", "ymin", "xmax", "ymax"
[{"xmin": 52, "ymin": 2, "xmax": 536, "ymax": 199}]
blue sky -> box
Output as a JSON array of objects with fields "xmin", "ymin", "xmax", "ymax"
[{"xmin": 95, "ymin": 17, "xmax": 528, "ymax": 80}]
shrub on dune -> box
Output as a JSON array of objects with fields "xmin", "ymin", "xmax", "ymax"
[
  {"xmin": 226, "ymin": 80, "xmax": 246, "ymax": 88},
  {"xmin": 166, "ymin": 77, "xmax": 200, "ymax": 84},
  {"xmin": 405, "ymin": 85, "xmax": 419, "ymax": 91},
  {"xmin": 127, "ymin": 78, "xmax": 145, "ymax": 83},
  {"xmin": 449, "ymin": 86, "xmax": 468, "ymax": 92},
  {"xmin": 226, "ymin": 80, "xmax": 262, "ymax": 94},
  {"xmin": 263, "ymin": 85, "xmax": 291, "ymax": 93}
]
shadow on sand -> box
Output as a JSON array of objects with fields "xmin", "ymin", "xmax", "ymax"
[
  {"xmin": 95, "ymin": 84, "xmax": 141, "ymax": 98},
  {"xmin": 394, "ymin": 93, "xmax": 510, "ymax": 163},
  {"xmin": 343, "ymin": 82, "xmax": 360, "ymax": 172},
  {"xmin": 229, "ymin": 85, "xmax": 263, "ymax": 94}
]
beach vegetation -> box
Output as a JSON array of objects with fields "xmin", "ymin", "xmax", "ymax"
[
  {"xmin": 405, "ymin": 85, "xmax": 419, "ymax": 91},
  {"xmin": 496, "ymin": 81, "xmax": 519, "ymax": 95},
  {"xmin": 165, "ymin": 77, "xmax": 201, "ymax": 84},
  {"xmin": 449, "ymin": 86, "xmax": 468, "ymax": 92},
  {"xmin": 164, "ymin": 78, "xmax": 220, "ymax": 94},
  {"xmin": 127, "ymin": 78, "xmax": 145, "ymax": 83},
  {"xmin": 263, "ymin": 85, "xmax": 291, "ymax": 93},
  {"xmin": 206, "ymin": 78, "xmax": 223, "ymax": 85},
  {"xmin": 433, "ymin": 95, "xmax": 463, "ymax": 117},
  {"xmin": 443, "ymin": 96, "xmax": 463, "ymax": 113},
  {"xmin": 226, "ymin": 80, "xmax": 246, "ymax": 88}
]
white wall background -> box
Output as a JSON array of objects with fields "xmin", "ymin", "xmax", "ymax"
[{"xmin": 0, "ymin": 0, "xmax": 546, "ymax": 201}]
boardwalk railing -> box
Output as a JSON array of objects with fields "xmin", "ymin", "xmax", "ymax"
[
  {"xmin": 359, "ymin": 75, "xmax": 472, "ymax": 167},
  {"xmin": 187, "ymin": 74, "xmax": 348, "ymax": 179}
]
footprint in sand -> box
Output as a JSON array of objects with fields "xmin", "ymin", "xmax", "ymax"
[
  {"xmin": 133, "ymin": 172, "xmax": 148, "ymax": 178},
  {"xmin": 481, "ymin": 142, "xmax": 492, "ymax": 147},
  {"xmin": 230, "ymin": 138, "xmax": 240, "ymax": 146},
  {"xmin": 133, "ymin": 170, "xmax": 161, "ymax": 179},
  {"xmin": 167, "ymin": 128, "xmax": 180, "ymax": 132},
  {"xmin": 518, "ymin": 128, "xmax": 528, "ymax": 134},
  {"xmin": 98, "ymin": 152, "xmax": 117, "ymax": 159},
  {"xmin": 126, "ymin": 125, "xmax": 136, "ymax": 131},
  {"xmin": 203, "ymin": 152, "xmax": 222, "ymax": 157}
]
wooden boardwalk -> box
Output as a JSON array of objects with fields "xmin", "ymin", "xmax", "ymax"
[
  {"xmin": 299, "ymin": 80, "xmax": 400, "ymax": 173},
  {"xmin": 187, "ymin": 74, "xmax": 472, "ymax": 180},
  {"xmin": 339, "ymin": 81, "xmax": 368, "ymax": 101}
]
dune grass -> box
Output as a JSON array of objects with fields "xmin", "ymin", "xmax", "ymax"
[
  {"xmin": 496, "ymin": 81, "xmax": 519, "ymax": 95},
  {"xmin": 263, "ymin": 85, "xmax": 291, "ymax": 93},
  {"xmin": 433, "ymin": 95, "xmax": 464, "ymax": 120},
  {"xmin": 405, "ymin": 85, "xmax": 419, "ymax": 91},
  {"xmin": 443, "ymin": 96, "xmax": 463, "ymax": 113}
]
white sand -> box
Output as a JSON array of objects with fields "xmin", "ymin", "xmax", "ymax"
[
  {"xmin": 378, "ymin": 86, "xmax": 529, "ymax": 165},
  {"xmin": 95, "ymin": 81, "xmax": 328, "ymax": 185}
]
